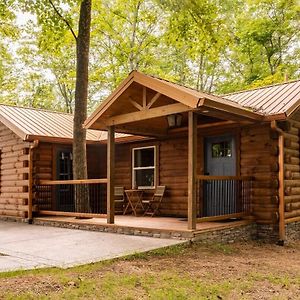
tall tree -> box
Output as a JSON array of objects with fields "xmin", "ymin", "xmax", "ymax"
[
  {"xmin": 15, "ymin": 0, "xmax": 92, "ymax": 211},
  {"xmin": 72, "ymin": 0, "xmax": 92, "ymax": 212}
]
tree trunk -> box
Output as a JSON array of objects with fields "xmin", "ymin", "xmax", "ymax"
[{"xmin": 73, "ymin": 0, "xmax": 92, "ymax": 213}]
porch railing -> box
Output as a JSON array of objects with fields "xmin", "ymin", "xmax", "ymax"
[
  {"xmin": 196, "ymin": 175, "xmax": 252, "ymax": 221},
  {"xmin": 34, "ymin": 179, "xmax": 107, "ymax": 218}
]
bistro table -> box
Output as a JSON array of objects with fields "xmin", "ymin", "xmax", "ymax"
[{"xmin": 124, "ymin": 189, "xmax": 144, "ymax": 216}]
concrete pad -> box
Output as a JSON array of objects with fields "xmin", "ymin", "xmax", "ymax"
[{"xmin": 0, "ymin": 221, "xmax": 184, "ymax": 272}]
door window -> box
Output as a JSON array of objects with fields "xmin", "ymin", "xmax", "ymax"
[{"xmin": 212, "ymin": 141, "xmax": 232, "ymax": 158}]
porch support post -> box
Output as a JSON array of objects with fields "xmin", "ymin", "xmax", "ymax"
[
  {"xmin": 107, "ymin": 125, "xmax": 115, "ymax": 224},
  {"xmin": 188, "ymin": 111, "xmax": 197, "ymax": 230}
]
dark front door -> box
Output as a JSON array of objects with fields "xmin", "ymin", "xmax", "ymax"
[
  {"xmin": 56, "ymin": 150, "xmax": 74, "ymax": 211},
  {"xmin": 203, "ymin": 135, "xmax": 236, "ymax": 217}
]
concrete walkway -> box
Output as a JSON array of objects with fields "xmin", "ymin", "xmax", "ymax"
[{"xmin": 0, "ymin": 221, "xmax": 183, "ymax": 272}]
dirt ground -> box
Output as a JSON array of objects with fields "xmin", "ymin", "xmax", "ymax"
[{"xmin": 0, "ymin": 240, "xmax": 300, "ymax": 299}]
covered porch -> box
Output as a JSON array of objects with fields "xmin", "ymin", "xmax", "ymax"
[{"xmin": 80, "ymin": 71, "xmax": 262, "ymax": 230}]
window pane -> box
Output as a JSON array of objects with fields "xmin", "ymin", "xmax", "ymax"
[
  {"xmin": 58, "ymin": 151, "xmax": 73, "ymax": 180},
  {"xmin": 135, "ymin": 169, "xmax": 154, "ymax": 187},
  {"xmin": 134, "ymin": 148, "xmax": 154, "ymax": 167},
  {"xmin": 212, "ymin": 141, "xmax": 231, "ymax": 158}
]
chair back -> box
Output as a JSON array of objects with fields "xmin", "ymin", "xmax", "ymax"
[
  {"xmin": 114, "ymin": 186, "xmax": 124, "ymax": 198},
  {"xmin": 154, "ymin": 186, "xmax": 166, "ymax": 197}
]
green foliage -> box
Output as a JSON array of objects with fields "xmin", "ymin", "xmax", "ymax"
[
  {"xmin": 0, "ymin": 0, "xmax": 300, "ymax": 109},
  {"xmin": 217, "ymin": 0, "xmax": 300, "ymax": 93},
  {"xmin": 91, "ymin": 0, "xmax": 166, "ymax": 90}
]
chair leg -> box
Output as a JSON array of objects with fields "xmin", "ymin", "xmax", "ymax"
[
  {"xmin": 123, "ymin": 202, "xmax": 130, "ymax": 215},
  {"xmin": 150, "ymin": 203, "xmax": 158, "ymax": 217},
  {"xmin": 144, "ymin": 199, "xmax": 162, "ymax": 217},
  {"xmin": 143, "ymin": 203, "xmax": 151, "ymax": 216},
  {"xmin": 151, "ymin": 199, "xmax": 163, "ymax": 217}
]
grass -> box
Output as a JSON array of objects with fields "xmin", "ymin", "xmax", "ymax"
[{"xmin": 1, "ymin": 241, "xmax": 300, "ymax": 299}]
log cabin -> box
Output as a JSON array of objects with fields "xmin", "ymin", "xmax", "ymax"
[
  {"xmin": 1, "ymin": 71, "xmax": 300, "ymax": 242},
  {"xmin": 84, "ymin": 71, "xmax": 300, "ymax": 242}
]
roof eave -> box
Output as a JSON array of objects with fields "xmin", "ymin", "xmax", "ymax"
[
  {"xmin": 265, "ymin": 113, "xmax": 288, "ymax": 121},
  {"xmin": 25, "ymin": 134, "xmax": 102, "ymax": 144},
  {"xmin": 199, "ymin": 98, "xmax": 264, "ymax": 121},
  {"xmin": 0, "ymin": 115, "xmax": 28, "ymax": 141},
  {"xmin": 84, "ymin": 71, "xmax": 137, "ymax": 129}
]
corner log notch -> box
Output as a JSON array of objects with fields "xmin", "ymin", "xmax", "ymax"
[{"xmin": 271, "ymin": 121, "xmax": 285, "ymax": 243}]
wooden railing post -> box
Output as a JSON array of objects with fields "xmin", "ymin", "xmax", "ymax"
[
  {"xmin": 188, "ymin": 111, "xmax": 197, "ymax": 230},
  {"xmin": 107, "ymin": 125, "xmax": 115, "ymax": 224},
  {"xmin": 28, "ymin": 140, "xmax": 39, "ymax": 223}
]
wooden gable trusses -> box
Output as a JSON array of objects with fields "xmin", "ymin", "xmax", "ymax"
[
  {"xmin": 84, "ymin": 71, "xmax": 264, "ymax": 136},
  {"xmin": 129, "ymin": 87, "xmax": 161, "ymax": 111}
]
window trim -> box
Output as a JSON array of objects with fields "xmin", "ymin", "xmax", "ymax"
[{"xmin": 132, "ymin": 145, "xmax": 156, "ymax": 189}]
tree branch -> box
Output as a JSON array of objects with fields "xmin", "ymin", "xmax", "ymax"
[{"xmin": 48, "ymin": 0, "xmax": 77, "ymax": 40}]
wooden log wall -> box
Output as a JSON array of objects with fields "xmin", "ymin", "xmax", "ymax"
[
  {"xmin": 113, "ymin": 138, "xmax": 190, "ymax": 216},
  {"xmin": 112, "ymin": 135, "xmax": 203, "ymax": 217},
  {"xmin": 87, "ymin": 145, "xmax": 106, "ymax": 179},
  {"xmin": 33, "ymin": 142, "xmax": 53, "ymax": 210},
  {"xmin": 0, "ymin": 123, "xmax": 31, "ymax": 218},
  {"xmin": 283, "ymin": 112, "xmax": 300, "ymax": 222},
  {"xmin": 240, "ymin": 123, "xmax": 279, "ymax": 224}
]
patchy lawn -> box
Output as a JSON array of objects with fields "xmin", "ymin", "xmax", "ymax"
[{"xmin": 1, "ymin": 241, "xmax": 300, "ymax": 299}]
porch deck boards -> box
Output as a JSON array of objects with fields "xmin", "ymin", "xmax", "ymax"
[{"xmin": 34, "ymin": 215, "xmax": 252, "ymax": 239}]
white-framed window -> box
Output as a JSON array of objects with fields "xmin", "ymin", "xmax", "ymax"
[{"xmin": 132, "ymin": 146, "xmax": 156, "ymax": 189}]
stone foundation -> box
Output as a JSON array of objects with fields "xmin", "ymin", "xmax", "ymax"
[
  {"xmin": 256, "ymin": 224, "xmax": 279, "ymax": 242},
  {"xmin": 33, "ymin": 218, "xmax": 258, "ymax": 244},
  {"xmin": 256, "ymin": 221, "xmax": 300, "ymax": 243},
  {"xmin": 192, "ymin": 223, "xmax": 256, "ymax": 243},
  {"xmin": 286, "ymin": 221, "xmax": 300, "ymax": 241},
  {"xmin": 32, "ymin": 218, "xmax": 192, "ymax": 240},
  {"xmin": 2, "ymin": 215, "xmax": 299, "ymax": 244},
  {"xmin": 0, "ymin": 215, "xmax": 28, "ymax": 223}
]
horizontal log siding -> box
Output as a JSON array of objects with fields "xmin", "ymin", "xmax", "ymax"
[
  {"xmin": 113, "ymin": 139, "xmax": 189, "ymax": 216},
  {"xmin": 159, "ymin": 137, "xmax": 188, "ymax": 216},
  {"xmin": 87, "ymin": 145, "xmax": 105, "ymax": 179},
  {"xmin": 240, "ymin": 124, "xmax": 279, "ymax": 224},
  {"xmin": 33, "ymin": 142, "xmax": 53, "ymax": 210},
  {"xmin": 0, "ymin": 123, "xmax": 31, "ymax": 218},
  {"xmin": 284, "ymin": 112, "xmax": 300, "ymax": 221},
  {"xmin": 113, "ymin": 135, "xmax": 203, "ymax": 217}
]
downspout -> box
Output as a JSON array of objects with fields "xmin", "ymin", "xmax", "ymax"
[
  {"xmin": 271, "ymin": 121, "xmax": 285, "ymax": 244},
  {"xmin": 28, "ymin": 140, "xmax": 39, "ymax": 223}
]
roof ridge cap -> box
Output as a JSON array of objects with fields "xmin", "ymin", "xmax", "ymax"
[{"xmin": 0, "ymin": 103, "xmax": 72, "ymax": 116}]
